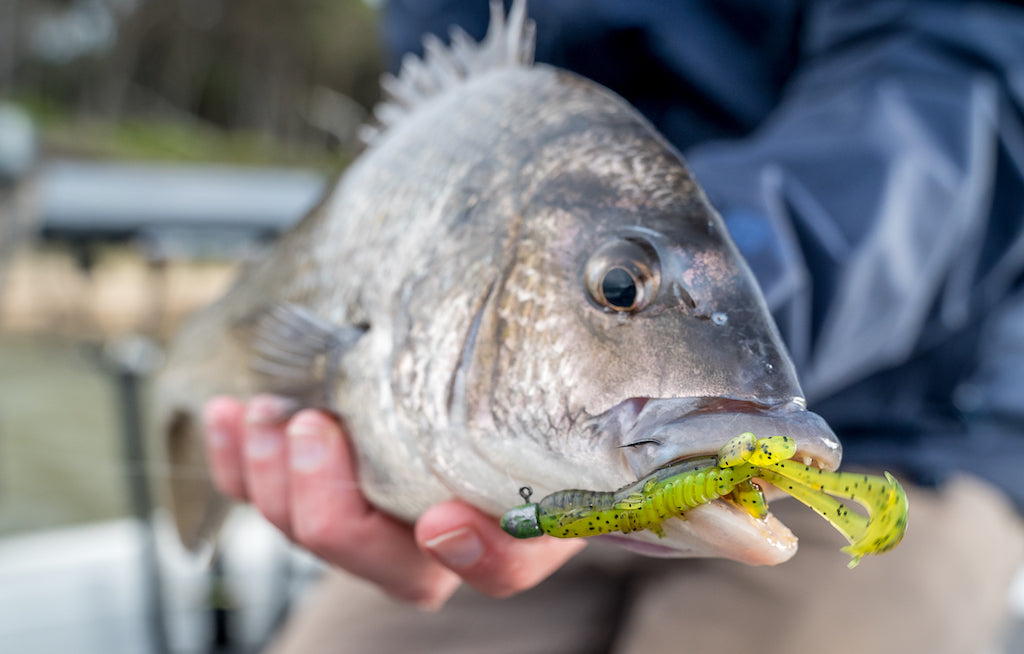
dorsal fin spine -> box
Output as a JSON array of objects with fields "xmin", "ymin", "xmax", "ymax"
[{"xmin": 359, "ymin": 0, "xmax": 535, "ymax": 146}]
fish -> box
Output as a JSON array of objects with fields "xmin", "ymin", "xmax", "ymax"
[{"xmin": 153, "ymin": 0, "xmax": 843, "ymax": 566}]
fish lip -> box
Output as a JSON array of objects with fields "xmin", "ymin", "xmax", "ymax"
[
  {"xmin": 612, "ymin": 396, "xmax": 842, "ymax": 477},
  {"xmin": 595, "ymin": 500, "xmax": 799, "ymax": 564}
]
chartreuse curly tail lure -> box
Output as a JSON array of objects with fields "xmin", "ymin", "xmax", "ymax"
[
  {"xmin": 756, "ymin": 463, "xmax": 908, "ymax": 568},
  {"xmin": 500, "ymin": 432, "xmax": 908, "ymax": 568}
]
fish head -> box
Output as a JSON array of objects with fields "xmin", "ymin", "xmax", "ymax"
[{"xmin": 468, "ymin": 79, "xmax": 841, "ymax": 564}]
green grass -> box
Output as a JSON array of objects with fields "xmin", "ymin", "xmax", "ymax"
[
  {"xmin": 13, "ymin": 94, "xmax": 352, "ymax": 170},
  {"xmin": 41, "ymin": 118, "xmax": 351, "ymax": 169}
]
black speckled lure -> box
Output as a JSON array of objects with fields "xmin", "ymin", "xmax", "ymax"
[{"xmin": 501, "ymin": 432, "xmax": 908, "ymax": 568}]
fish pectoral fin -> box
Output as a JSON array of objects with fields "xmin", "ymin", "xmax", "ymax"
[{"xmin": 238, "ymin": 302, "xmax": 367, "ymax": 409}]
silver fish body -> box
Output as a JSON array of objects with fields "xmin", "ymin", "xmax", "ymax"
[{"xmin": 155, "ymin": 1, "xmax": 840, "ymax": 565}]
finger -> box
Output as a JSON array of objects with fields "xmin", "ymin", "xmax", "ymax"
[
  {"xmin": 286, "ymin": 410, "xmax": 461, "ymax": 608},
  {"xmin": 201, "ymin": 395, "xmax": 248, "ymax": 501},
  {"xmin": 415, "ymin": 501, "xmax": 586, "ymax": 598},
  {"xmin": 242, "ymin": 394, "xmax": 296, "ymax": 538}
]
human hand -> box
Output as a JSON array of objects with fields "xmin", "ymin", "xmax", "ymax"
[{"xmin": 201, "ymin": 394, "xmax": 585, "ymax": 608}]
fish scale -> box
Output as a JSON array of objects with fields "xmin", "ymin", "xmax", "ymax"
[{"xmin": 495, "ymin": 240, "xmax": 574, "ymax": 440}]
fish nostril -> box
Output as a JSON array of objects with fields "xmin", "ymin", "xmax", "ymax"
[{"xmin": 669, "ymin": 281, "xmax": 697, "ymax": 310}]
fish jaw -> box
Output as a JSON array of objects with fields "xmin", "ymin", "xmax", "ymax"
[
  {"xmin": 598, "ymin": 502, "xmax": 799, "ymax": 565},
  {"xmin": 586, "ymin": 396, "xmax": 841, "ymax": 563}
]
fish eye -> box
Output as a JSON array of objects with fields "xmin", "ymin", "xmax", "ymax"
[
  {"xmin": 601, "ymin": 267, "xmax": 637, "ymax": 309},
  {"xmin": 585, "ymin": 238, "xmax": 660, "ymax": 312}
]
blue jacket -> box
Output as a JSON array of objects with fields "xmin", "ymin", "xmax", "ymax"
[{"xmin": 385, "ymin": 0, "xmax": 1024, "ymax": 510}]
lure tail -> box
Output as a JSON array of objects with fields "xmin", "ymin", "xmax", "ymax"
[{"xmin": 757, "ymin": 463, "xmax": 908, "ymax": 568}]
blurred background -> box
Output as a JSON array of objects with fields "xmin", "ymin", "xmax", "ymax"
[
  {"xmin": 0, "ymin": 0, "xmax": 382, "ymax": 652},
  {"xmin": 1, "ymin": 1, "xmax": 1023, "ymax": 653}
]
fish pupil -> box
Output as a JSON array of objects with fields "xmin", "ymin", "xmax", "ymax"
[{"xmin": 602, "ymin": 267, "xmax": 637, "ymax": 309}]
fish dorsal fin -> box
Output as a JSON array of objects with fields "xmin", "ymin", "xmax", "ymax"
[{"xmin": 359, "ymin": 0, "xmax": 536, "ymax": 146}]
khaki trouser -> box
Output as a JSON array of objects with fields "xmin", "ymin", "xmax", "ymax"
[{"xmin": 268, "ymin": 476, "xmax": 1024, "ymax": 654}]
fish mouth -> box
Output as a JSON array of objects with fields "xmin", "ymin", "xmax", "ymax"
[{"xmin": 595, "ymin": 396, "xmax": 842, "ymax": 565}]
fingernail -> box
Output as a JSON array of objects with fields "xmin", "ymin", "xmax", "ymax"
[
  {"xmin": 288, "ymin": 417, "xmax": 328, "ymax": 472},
  {"xmin": 423, "ymin": 527, "xmax": 483, "ymax": 569}
]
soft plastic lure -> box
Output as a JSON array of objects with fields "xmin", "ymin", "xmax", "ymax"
[
  {"xmin": 500, "ymin": 433, "xmax": 794, "ymax": 539},
  {"xmin": 500, "ymin": 432, "xmax": 908, "ymax": 568}
]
